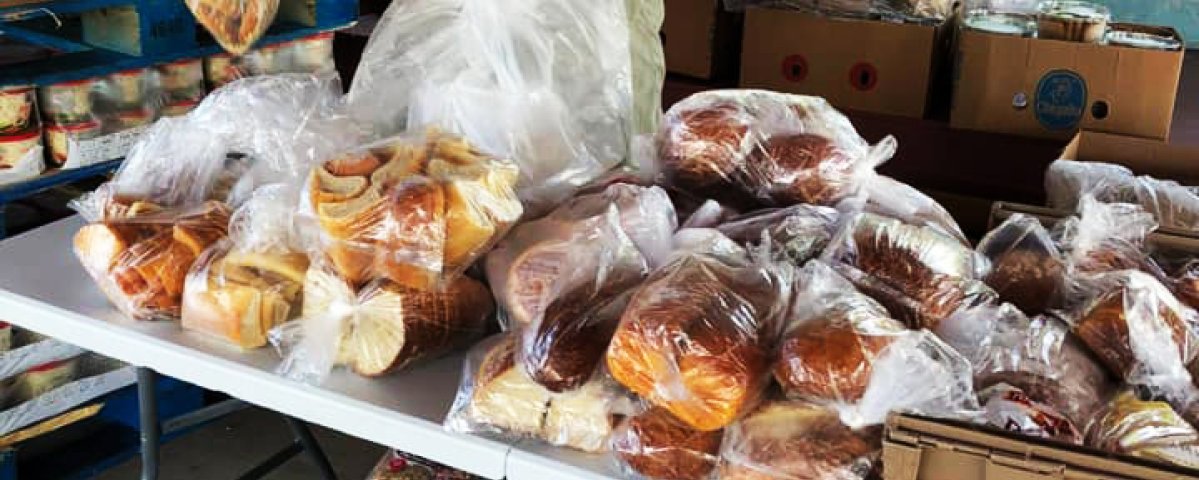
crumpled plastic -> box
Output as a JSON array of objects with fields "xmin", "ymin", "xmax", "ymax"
[
  {"xmin": 1047, "ymin": 159, "xmax": 1199, "ymax": 232},
  {"xmin": 718, "ymin": 400, "xmax": 881, "ymax": 480},
  {"xmin": 1087, "ymin": 390, "xmax": 1199, "ymax": 469},
  {"xmin": 611, "ymin": 406, "xmax": 723, "ymax": 480},
  {"xmin": 1056, "ymin": 196, "xmax": 1166, "ymax": 280},
  {"xmin": 980, "ymin": 383, "xmax": 1083, "ymax": 444},
  {"xmin": 717, "ymin": 203, "xmax": 840, "ymax": 265}
]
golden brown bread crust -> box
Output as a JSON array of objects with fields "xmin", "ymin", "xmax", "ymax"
[
  {"xmin": 1074, "ymin": 287, "xmax": 1195, "ymax": 381},
  {"xmin": 719, "ymin": 402, "xmax": 879, "ymax": 480},
  {"xmin": 374, "ymin": 178, "xmax": 447, "ymax": 291},
  {"xmin": 746, "ymin": 133, "xmax": 852, "ymax": 206},
  {"xmin": 774, "ymin": 314, "xmax": 903, "ymax": 403},
  {"xmin": 984, "ymin": 249, "xmax": 1064, "ymax": 315},
  {"xmin": 181, "ymin": 248, "xmax": 309, "ymax": 348},
  {"xmin": 189, "ymin": 0, "xmax": 278, "ymax": 55},
  {"xmin": 1088, "ymin": 391, "xmax": 1199, "ymax": 469},
  {"xmin": 522, "ymin": 283, "xmax": 635, "ymax": 393},
  {"xmin": 612, "ymin": 407, "xmax": 721, "ymax": 480}
]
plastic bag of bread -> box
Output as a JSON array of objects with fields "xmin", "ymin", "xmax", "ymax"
[
  {"xmin": 605, "ymin": 232, "xmax": 793, "ymax": 431},
  {"xmin": 717, "ymin": 203, "xmax": 839, "ymax": 265},
  {"xmin": 74, "ymin": 201, "xmax": 232, "ymax": 320},
  {"xmin": 1087, "ymin": 390, "xmax": 1199, "ymax": 468},
  {"xmin": 935, "ymin": 304, "xmax": 1112, "ymax": 425},
  {"xmin": 774, "ymin": 261, "xmax": 907, "ymax": 404},
  {"xmin": 272, "ymin": 257, "xmax": 493, "ymax": 384},
  {"xmin": 182, "ymin": 186, "xmax": 309, "ymax": 348},
  {"xmin": 718, "ymin": 401, "xmax": 880, "ymax": 480},
  {"xmin": 610, "ymin": 406, "xmax": 722, "ymax": 480},
  {"xmin": 367, "ymin": 449, "xmax": 479, "ymax": 480},
  {"xmin": 824, "ymin": 211, "xmax": 991, "ymax": 329},
  {"xmin": 1045, "ymin": 159, "xmax": 1138, "ymax": 212},
  {"xmin": 657, "ymin": 89, "xmax": 895, "ymax": 210},
  {"xmin": 1132, "ymin": 176, "xmax": 1199, "ymax": 231},
  {"xmin": 187, "ymin": 0, "xmax": 277, "ymax": 55},
  {"xmin": 980, "ymin": 383, "xmax": 1083, "ymax": 444},
  {"xmin": 445, "ymin": 335, "xmax": 634, "ymax": 453},
  {"xmin": 1066, "ymin": 270, "xmax": 1199, "ymax": 399},
  {"xmin": 305, "ymin": 130, "xmax": 522, "ymax": 290},
  {"xmin": 347, "ymin": 0, "xmax": 659, "ymax": 212},
  {"xmin": 1056, "ymin": 196, "xmax": 1166, "ymax": 279},
  {"xmin": 855, "ymin": 173, "xmax": 967, "ymax": 245},
  {"xmin": 977, "ymin": 214, "xmax": 1065, "ymax": 315}
]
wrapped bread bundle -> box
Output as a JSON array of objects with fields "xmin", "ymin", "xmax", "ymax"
[
  {"xmin": 308, "ymin": 131, "xmax": 522, "ymax": 290},
  {"xmin": 658, "ymin": 90, "xmax": 894, "ymax": 209},
  {"xmin": 856, "ymin": 174, "xmax": 967, "ymax": 244},
  {"xmin": 610, "ymin": 407, "xmax": 722, "ymax": 480},
  {"xmin": 187, "ymin": 0, "xmax": 277, "ymax": 55},
  {"xmin": 183, "ymin": 186, "xmax": 309, "ymax": 348},
  {"xmin": 775, "ymin": 262, "xmax": 906, "ymax": 403},
  {"xmin": 825, "ymin": 211, "xmax": 992, "ymax": 329},
  {"xmin": 1057, "ymin": 196, "xmax": 1166, "ymax": 279},
  {"xmin": 74, "ymin": 201, "xmax": 231, "ymax": 320},
  {"xmin": 719, "ymin": 401, "xmax": 880, "ymax": 480},
  {"xmin": 1047, "ymin": 159, "xmax": 1199, "ymax": 231},
  {"xmin": 717, "ymin": 203, "xmax": 839, "ymax": 265},
  {"xmin": 1133, "ymin": 176, "xmax": 1199, "ymax": 232},
  {"xmin": 445, "ymin": 335, "xmax": 631, "ymax": 453},
  {"xmin": 605, "ymin": 231, "xmax": 792, "ymax": 431},
  {"xmin": 1087, "ymin": 391, "xmax": 1199, "ymax": 468},
  {"xmin": 978, "ymin": 214, "xmax": 1065, "ymax": 315},
  {"xmin": 980, "ymin": 383, "xmax": 1083, "ymax": 444}
]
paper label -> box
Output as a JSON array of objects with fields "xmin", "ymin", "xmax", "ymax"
[{"xmin": 63, "ymin": 125, "xmax": 150, "ymax": 170}]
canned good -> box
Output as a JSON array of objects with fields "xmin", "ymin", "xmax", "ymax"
[
  {"xmin": 107, "ymin": 68, "xmax": 150, "ymax": 109},
  {"xmin": 114, "ymin": 108, "xmax": 154, "ymax": 130},
  {"xmin": 291, "ymin": 32, "xmax": 334, "ymax": 73},
  {"xmin": 1106, "ymin": 30, "xmax": 1183, "ymax": 51},
  {"xmin": 162, "ymin": 99, "xmax": 200, "ymax": 117},
  {"xmin": 249, "ymin": 42, "xmax": 289, "ymax": 75},
  {"xmin": 1036, "ymin": 0, "xmax": 1109, "ymax": 43},
  {"xmin": 0, "ymin": 129, "xmax": 41, "ymax": 168},
  {"xmin": 12, "ymin": 358, "xmax": 78, "ymax": 402},
  {"xmin": 204, "ymin": 53, "xmax": 248, "ymax": 90},
  {"xmin": 38, "ymin": 79, "xmax": 95, "ymax": 125},
  {"xmin": 157, "ymin": 58, "xmax": 206, "ymax": 102},
  {"xmin": 45, "ymin": 121, "xmax": 101, "ymax": 166},
  {"xmin": 963, "ymin": 10, "xmax": 1036, "ymax": 37},
  {"xmin": 0, "ymin": 86, "xmax": 36, "ymax": 134}
]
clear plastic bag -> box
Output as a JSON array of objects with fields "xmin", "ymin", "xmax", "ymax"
[
  {"xmin": 182, "ymin": 185, "xmax": 310, "ymax": 348},
  {"xmin": 980, "ymin": 383, "xmax": 1082, "ymax": 444},
  {"xmin": 724, "ymin": 0, "xmax": 954, "ymax": 23},
  {"xmin": 1045, "ymin": 159, "xmax": 1138, "ymax": 212},
  {"xmin": 718, "ymin": 401, "xmax": 880, "ymax": 480},
  {"xmin": 978, "ymin": 213, "xmax": 1065, "ymax": 315},
  {"xmin": 346, "ymin": 0, "xmax": 657, "ymax": 211},
  {"xmin": 1056, "ymin": 196, "xmax": 1165, "ymax": 279},
  {"xmin": 305, "ymin": 130, "xmax": 522, "ymax": 290},
  {"xmin": 367, "ymin": 449, "xmax": 480, "ymax": 480},
  {"xmin": 610, "ymin": 406, "xmax": 722, "ymax": 480},
  {"xmin": 657, "ymin": 90, "xmax": 895, "ymax": 210},
  {"xmin": 1133, "ymin": 175, "xmax": 1199, "ymax": 232},
  {"xmin": 273, "ymin": 258, "xmax": 494, "ymax": 384},
  {"xmin": 73, "ymin": 201, "xmax": 232, "ymax": 320},
  {"xmin": 187, "ymin": 0, "xmax": 279, "ymax": 55},
  {"xmin": 1087, "ymin": 390, "xmax": 1199, "ymax": 469},
  {"xmin": 717, "ymin": 204, "xmax": 840, "ymax": 265},
  {"xmin": 855, "ymin": 174, "xmax": 966, "ymax": 246},
  {"xmin": 823, "ymin": 211, "xmax": 991, "ymax": 329},
  {"xmin": 605, "ymin": 232, "xmax": 792, "ymax": 432},
  {"xmin": 680, "ymin": 199, "xmax": 739, "ymax": 229}
]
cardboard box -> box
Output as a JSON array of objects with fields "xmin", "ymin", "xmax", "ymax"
[
  {"xmin": 1062, "ymin": 130, "xmax": 1199, "ymax": 185},
  {"xmin": 739, "ymin": 9, "xmax": 953, "ymax": 118},
  {"xmin": 884, "ymin": 413, "xmax": 1199, "ymax": 480},
  {"xmin": 951, "ymin": 25, "xmax": 1185, "ymax": 141},
  {"xmin": 662, "ymin": 0, "xmax": 743, "ymax": 80}
]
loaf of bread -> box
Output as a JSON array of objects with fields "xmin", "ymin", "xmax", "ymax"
[
  {"xmin": 605, "ymin": 251, "xmax": 786, "ymax": 431},
  {"xmin": 182, "ymin": 244, "xmax": 309, "ymax": 348},
  {"xmin": 978, "ymin": 214, "xmax": 1065, "ymax": 315},
  {"xmin": 309, "ymin": 133, "xmax": 521, "ymax": 290},
  {"xmin": 74, "ymin": 201, "xmax": 231, "ymax": 320},
  {"xmin": 522, "ymin": 285, "xmax": 635, "ymax": 393},
  {"xmin": 980, "ymin": 383, "xmax": 1082, "ymax": 444},
  {"xmin": 611, "ymin": 407, "xmax": 722, "ymax": 480},
  {"xmin": 541, "ymin": 379, "xmax": 622, "ymax": 453},
  {"xmin": 1088, "ymin": 391, "xmax": 1199, "ymax": 469},
  {"xmin": 187, "ymin": 0, "xmax": 277, "ymax": 55},
  {"xmin": 719, "ymin": 401, "xmax": 880, "ymax": 480}
]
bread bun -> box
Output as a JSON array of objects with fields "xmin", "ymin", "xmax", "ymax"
[
  {"xmin": 522, "ymin": 285, "xmax": 634, "ymax": 393},
  {"xmin": 1074, "ymin": 275, "xmax": 1197, "ymax": 382},
  {"xmin": 612, "ymin": 407, "xmax": 721, "ymax": 480},
  {"xmin": 985, "ymin": 249, "xmax": 1064, "ymax": 315},
  {"xmin": 542, "ymin": 380, "xmax": 620, "ymax": 453},
  {"xmin": 188, "ymin": 0, "xmax": 276, "ymax": 55},
  {"xmin": 1088, "ymin": 391, "xmax": 1199, "ymax": 468},
  {"xmin": 182, "ymin": 249, "xmax": 309, "ymax": 348},
  {"xmin": 775, "ymin": 302, "xmax": 905, "ymax": 403},
  {"xmin": 719, "ymin": 401, "xmax": 879, "ymax": 480},
  {"xmin": 747, "ymin": 133, "xmax": 853, "ymax": 206},
  {"xmin": 374, "ymin": 178, "xmax": 446, "ymax": 291},
  {"xmin": 660, "ymin": 103, "xmax": 750, "ymax": 199}
]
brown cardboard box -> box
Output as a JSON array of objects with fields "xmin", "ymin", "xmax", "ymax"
[
  {"xmin": 951, "ymin": 25, "xmax": 1185, "ymax": 141},
  {"xmin": 739, "ymin": 9, "xmax": 952, "ymax": 118},
  {"xmin": 662, "ymin": 0, "xmax": 743, "ymax": 80},
  {"xmin": 884, "ymin": 414, "xmax": 1199, "ymax": 480}
]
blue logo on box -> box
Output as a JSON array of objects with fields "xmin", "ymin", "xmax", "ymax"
[{"xmin": 1035, "ymin": 70, "xmax": 1087, "ymax": 131}]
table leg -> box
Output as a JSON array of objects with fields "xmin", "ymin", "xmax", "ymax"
[
  {"xmin": 137, "ymin": 367, "xmax": 160, "ymax": 480},
  {"xmin": 285, "ymin": 417, "xmax": 337, "ymax": 480}
]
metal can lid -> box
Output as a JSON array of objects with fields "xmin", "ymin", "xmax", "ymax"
[
  {"xmin": 964, "ymin": 11, "xmax": 1035, "ymax": 36},
  {"xmin": 1106, "ymin": 30, "xmax": 1183, "ymax": 50},
  {"xmin": 1037, "ymin": 0, "xmax": 1110, "ymax": 22}
]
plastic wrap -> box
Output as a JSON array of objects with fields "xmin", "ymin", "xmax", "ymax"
[
  {"xmin": 823, "ymin": 211, "xmax": 992, "ymax": 329},
  {"xmin": 977, "ymin": 214, "xmax": 1065, "ymax": 315},
  {"xmin": 725, "ymin": 0, "xmax": 954, "ymax": 22},
  {"xmin": 1045, "ymin": 159, "xmax": 1138, "ymax": 211},
  {"xmin": 717, "ymin": 204, "xmax": 840, "ymax": 265},
  {"xmin": 680, "ymin": 199, "xmax": 739, "ymax": 229},
  {"xmin": 73, "ymin": 201, "xmax": 232, "ymax": 320},
  {"xmin": 1087, "ymin": 390, "xmax": 1199, "ymax": 468},
  {"xmin": 1057, "ymin": 196, "xmax": 1165, "ymax": 279},
  {"xmin": 272, "ymin": 257, "xmax": 493, "ymax": 384},
  {"xmin": 1067, "ymin": 270, "xmax": 1199, "ymax": 400},
  {"xmin": 1133, "ymin": 175, "xmax": 1199, "ymax": 232},
  {"xmin": 306, "ymin": 130, "xmax": 522, "ymax": 290},
  {"xmin": 980, "ymin": 383, "xmax": 1082, "ymax": 444},
  {"xmin": 347, "ymin": 0, "xmax": 658, "ymax": 211},
  {"xmin": 182, "ymin": 186, "xmax": 310, "ymax": 348},
  {"xmin": 187, "ymin": 0, "xmax": 278, "ymax": 55},
  {"xmin": 856, "ymin": 174, "xmax": 966, "ymax": 244},
  {"xmin": 657, "ymin": 90, "xmax": 894, "ymax": 210},
  {"xmin": 610, "ymin": 406, "xmax": 722, "ymax": 480},
  {"xmin": 718, "ymin": 401, "xmax": 880, "ymax": 480},
  {"xmin": 445, "ymin": 335, "xmax": 632, "ymax": 453},
  {"xmin": 604, "ymin": 235, "xmax": 792, "ymax": 431}
]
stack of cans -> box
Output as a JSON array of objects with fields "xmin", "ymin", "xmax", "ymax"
[
  {"xmin": 204, "ymin": 32, "xmax": 336, "ymax": 90},
  {"xmin": 0, "ymin": 85, "xmax": 43, "ymax": 182}
]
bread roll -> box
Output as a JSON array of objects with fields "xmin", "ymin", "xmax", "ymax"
[
  {"xmin": 605, "ymin": 253, "xmax": 784, "ymax": 431},
  {"xmin": 611, "ymin": 407, "xmax": 721, "ymax": 480},
  {"xmin": 659, "ymin": 103, "xmax": 755, "ymax": 209},
  {"xmin": 182, "ymin": 247, "xmax": 309, "ymax": 348},
  {"xmin": 522, "ymin": 285, "xmax": 635, "ymax": 393},
  {"xmin": 1088, "ymin": 391, "xmax": 1199, "ymax": 468},
  {"xmin": 465, "ymin": 336, "xmax": 552, "ymax": 436},
  {"xmin": 374, "ymin": 178, "xmax": 447, "ymax": 291},
  {"xmin": 978, "ymin": 214, "xmax": 1065, "ymax": 315},
  {"xmin": 541, "ymin": 380, "xmax": 620, "ymax": 453},
  {"xmin": 745, "ymin": 133, "xmax": 854, "ymax": 206},
  {"xmin": 719, "ymin": 401, "xmax": 879, "ymax": 480}
]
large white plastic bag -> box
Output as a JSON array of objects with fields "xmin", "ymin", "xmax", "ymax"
[{"xmin": 346, "ymin": 0, "xmax": 652, "ymax": 210}]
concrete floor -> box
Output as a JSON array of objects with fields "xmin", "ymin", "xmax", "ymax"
[{"xmin": 95, "ymin": 407, "xmax": 385, "ymax": 480}]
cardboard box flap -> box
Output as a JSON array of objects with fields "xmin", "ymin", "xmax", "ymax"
[{"xmin": 1061, "ymin": 131, "xmax": 1199, "ymax": 186}]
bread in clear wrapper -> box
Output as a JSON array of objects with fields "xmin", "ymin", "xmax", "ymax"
[
  {"xmin": 1047, "ymin": 159, "xmax": 1199, "ymax": 232},
  {"xmin": 1057, "ymin": 196, "xmax": 1166, "ymax": 279},
  {"xmin": 1086, "ymin": 390, "xmax": 1199, "ymax": 469},
  {"xmin": 978, "ymin": 213, "xmax": 1065, "ymax": 315},
  {"xmin": 610, "ymin": 406, "xmax": 722, "ymax": 480},
  {"xmin": 717, "ymin": 203, "xmax": 839, "ymax": 265},
  {"xmin": 718, "ymin": 401, "xmax": 879, "ymax": 480},
  {"xmin": 980, "ymin": 383, "xmax": 1083, "ymax": 444},
  {"xmin": 657, "ymin": 90, "xmax": 894, "ymax": 210},
  {"xmin": 187, "ymin": 0, "xmax": 277, "ymax": 55}
]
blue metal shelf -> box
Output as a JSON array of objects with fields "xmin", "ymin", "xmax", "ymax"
[{"xmin": 0, "ymin": 160, "xmax": 120, "ymax": 205}]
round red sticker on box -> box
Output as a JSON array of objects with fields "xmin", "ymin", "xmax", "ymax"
[
  {"xmin": 781, "ymin": 55, "xmax": 808, "ymax": 82},
  {"xmin": 849, "ymin": 62, "xmax": 879, "ymax": 91}
]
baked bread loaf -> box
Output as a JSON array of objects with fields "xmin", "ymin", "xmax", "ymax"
[
  {"xmin": 463, "ymin": 336, "xmax": 553, "ymax": 436},
  {"xmin": 522, "ymin": 285, "xmax": 636, "ymax": 393},
  {"xmin": 980, "ymin": 383, "xmax": 1082, "ymax": 444},
  {"xmin": 977, "ymin": 214, "xmax": 1065, "ymax": 315},
  {"xmin": 182, "ymin": 244, "xmax": 309, "ymax": 348},
  {"xmin": 719, "ymin": 401, "xmax": 880, "ymax": 480},
  {"xmin": 717, "ymin": 204, "xmax": 839, "ymax": 265},
  {"xmin": 309, "ymin": 133, "xmax": 521, "ymax": 290},
  {"xmin": 605, "ymin": 252, "xmax": 785, "ymax": 431},
  {"xmin": 74, "ymin": 201, "xmax": 231, "ymax": 320},
  {"xmin": 541, "ymin": 379, "xmax": 621, "ymax": 453},
  {"xmin": 1088, "ymin": 391, "xmax": 1199, "ymax": 469},
  {"xmin": 187, "ymin": 0, "xmax": 278, "ymax": 55},
  {"xmin": 611, "ymin": 407, "xmax": 722, "ymax": 480}
]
